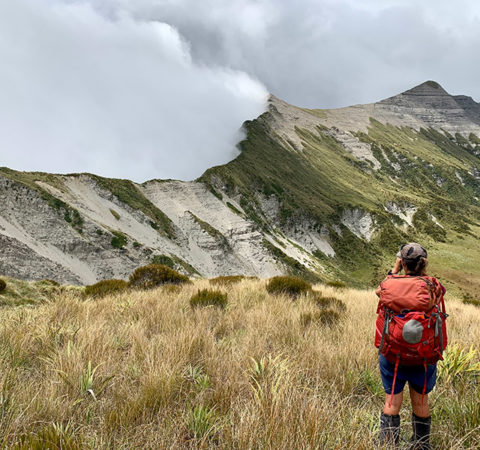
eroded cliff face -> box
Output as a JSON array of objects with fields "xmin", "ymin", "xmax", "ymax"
[
  {"xmin": 0, "ymin": 174, "xmax": 291, "ymax": 284},
  {"xmin": 2, "ymin": 81, "xmax": 480, "ymax": 286}
]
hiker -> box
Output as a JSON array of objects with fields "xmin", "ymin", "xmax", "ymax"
[{"xmin": 375, "ymin": 243, "xmax": 447, "ymax": 449}]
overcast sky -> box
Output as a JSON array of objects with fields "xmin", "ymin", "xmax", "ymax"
[{"xmin": 1, "ymin": 0, "xmax": 480, "ymax": 181}]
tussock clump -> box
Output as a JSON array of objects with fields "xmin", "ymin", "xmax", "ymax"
[
  {"xmin": 266, "ymin": 276, "xmax": 312, "ymax": 298},
  {"xmin": 300, "ymin": 309, "xmax": 341, "ymax": 327},
  {"xmin": 326, "ymin": 280, "xmax": 346, "ymax": 289},
  {"xmin": 151, "ymin": 254, "xmax": 175, "ymax": 268},
  {"xmin": 463, "ymin": 298, "xmax": 480, "ymax": 307},
  {"xmin": 190, "ymin": 289, "xmax": 227, "ymax": 309},
  {"xmin": 84, "ymin": 279, "xmax": 129, "ymax": 299},
  {"xmin": 0, "ymin": 278, "xmax": 6, "ymax": 292},
  {"xmin": 36, "ymin": 279, "xmax": 62, "ymax": 295},
  {"xmin": 162, "ymin": 284, "xmax": 182, "ymax": 295},
  {"xmin": 19, "ymin": 423, "xmax": 83, "ymax": 449},
  {"xmin": 462, "ymin": 295, "xmax": 480, "ymax": 307},
  {"xmin": 40, "ymin": 279, "xmax": 60, "ymax": 287},
  {"xmin": 312, "ymin": 293, "xmax": 347, "ymax": 312},
  {"xmin": 210, "ymin": 275, "xmax": 245, "ymax": 286},
  {"xmin": 185, "ymin": 404, "xmax": 221, "ymax": 441},
  {"xmin": 129, "ymin": 264, "xmax": 190, "ymax": 290}
]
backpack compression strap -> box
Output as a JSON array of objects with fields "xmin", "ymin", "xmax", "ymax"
[
  {"xmin": 388, "ymin": 354, "xmax": 401, "ymax": 408},
  {"xmin": 378, "ymin": 308, "xmax": 391, "ymax": 356}
]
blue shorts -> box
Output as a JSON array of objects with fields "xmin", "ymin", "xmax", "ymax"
[{"xmin": 379, "ymin": 355, "xmax": 437, "ymax": 395}]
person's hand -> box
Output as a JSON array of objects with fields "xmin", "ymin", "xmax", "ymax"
[{"xmin": 392, "ymin": 257, "xmax": 402, "ymax": 274}]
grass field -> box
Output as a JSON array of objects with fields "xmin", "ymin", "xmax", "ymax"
[{"xmin": 0, "ymin": 279, "xmax": 479, "ymax": 448}]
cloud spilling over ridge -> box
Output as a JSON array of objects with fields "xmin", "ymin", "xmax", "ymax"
[
  {"xmin": 93, "ymin": 0, "xmax": 480, "ymax": 108},
  {"xmin": 0, "ymin": 0, "xmax": 268, "ymax": 182}
]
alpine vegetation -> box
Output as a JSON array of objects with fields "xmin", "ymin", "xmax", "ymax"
[{"xmin": 0, "ymin": 278, "xmax": 478, "ymax": 447}]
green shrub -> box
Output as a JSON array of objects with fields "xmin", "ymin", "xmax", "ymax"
[
  {"xmin": 226, "ymin": 202, "xmax": 242, "ymax": 215},
  {"xmin": 190, "ymin": 289, "xmax": 228, "ymax": 309},
  {"xmin": 209, "ymin": 275, "xmax": 245, "ymax": 286},
  {"xmin": 266, "ymin": 276, "xmax": 312, "ymax": 298},
  {"xmin": 312, "ymin": 293, "xmax": 347, "ymax": 312},
  {"xmin": 0, "ymin": 278, "xmax": 6, "ymax": 292},
  {"xmin": 84, "ymin": 279, "xmax": 129, "ymax": 298},
  {"xmin": 300, "ymin": 309, "xmax": 341, "ymax": 327},
  {"xmin": 151, "ymin": 254, "xmax": 175, "ymax": 268},
  {"xmin": 129, "ymin": 264, "xmax": 190, "ymax": 290},
  {"xmin": 326, "ymin": 280, "xmax": 346, "ymax": 289},
  {"xmin": 469, "ymin": 133, "xmax": 480, "ymax": 145},
  {"xmin": 111, "ymin": 231, "xmax": 127, "ymax": 249}
]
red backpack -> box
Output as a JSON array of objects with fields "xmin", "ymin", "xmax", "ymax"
[{"xmin": 375, "ymin": 275, "xmax": 448, "ymax": 403}]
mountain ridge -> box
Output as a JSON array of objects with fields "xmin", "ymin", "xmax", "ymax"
[{"xmin": 2, "ymin": 81, "xmax": 480, "ymax": 296}]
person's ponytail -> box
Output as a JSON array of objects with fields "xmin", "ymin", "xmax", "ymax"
[
  {"xmin": 404, "ymin": 256, "xmax": 428, "ymax": 276},
  {"xmin": 414, "ymin": 256, "xmax": 428, "ymax": 276}
]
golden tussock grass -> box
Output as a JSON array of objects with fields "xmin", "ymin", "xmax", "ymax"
[{"xmin": 0, "ymin": 279, "xmax": 478, "ymax": 448}]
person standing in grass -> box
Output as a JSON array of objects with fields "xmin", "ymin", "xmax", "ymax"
[{"xmin": 375, "ymin": 243, "xmax": 447, "ymax": 449}]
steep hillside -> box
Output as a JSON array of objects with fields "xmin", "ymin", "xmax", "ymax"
[{"xmin": 2, "ymin": 81, "xmax": 480, "ymax": 294}]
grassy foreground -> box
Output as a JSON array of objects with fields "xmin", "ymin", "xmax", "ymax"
[{"xmin": 0, "ymin": 279, "xmax": 479, "ymax": 448}]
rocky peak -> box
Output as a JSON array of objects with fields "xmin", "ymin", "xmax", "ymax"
[
  {"xmin": 403, "ymin": 80, "xmax": 449, "ymax": 96},
  {"xmin": 378, "ymin": 80, "xmax": 461, "ymax": 110}
]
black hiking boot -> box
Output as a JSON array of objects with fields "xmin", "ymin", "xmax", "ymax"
[
  {"xmin": 409, "ymin": 413, "xmax": 431, "ymax": 450},
  {"xmin": 378, "ymin": 412, "xmax": 400, "ymax": 447}
]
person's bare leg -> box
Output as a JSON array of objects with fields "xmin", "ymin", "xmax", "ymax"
[
  {"xmin": 409, "ymin": 389, "xmax": 429, "ymax": 417},
  {"xmin": 384, "ymin": 392, "xmax": 403, "ymax": 415},
  {"xmin": 380, "ymin": 392, "xmax": 403, "ymax": 445}
]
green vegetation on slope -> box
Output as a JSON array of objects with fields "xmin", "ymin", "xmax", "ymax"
[
  {"xmin": 90, "ymin": 175, "xmax": 176, "ymax": 239},
  {"xmin": 201, "ymin": 116, "xmax": 399, "ymax": 226},
  {"xmin": 188, "ymin": 212, "xmax": 231, "ymax": 250},
  {"xmin": 200, "ymin": 112, "xmax": 480, "ymax": 290}
]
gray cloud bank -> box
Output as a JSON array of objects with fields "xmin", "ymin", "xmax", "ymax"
[
  {"xmin": 2, "ymin": 0, "xmax": 480, "ymax": 181},
  {"xmin": 0, "ymin": 0, "xmax": 267, "ymax": 181}
]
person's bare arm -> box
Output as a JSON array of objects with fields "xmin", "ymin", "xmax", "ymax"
[{"xmin": 391, "ymin": 257, "xmax": 402, "ymax": 275}]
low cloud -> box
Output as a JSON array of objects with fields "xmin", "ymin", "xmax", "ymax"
[{"xmin": 0, "ymin": 0, "xmax": 267, "ymax": 182}]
